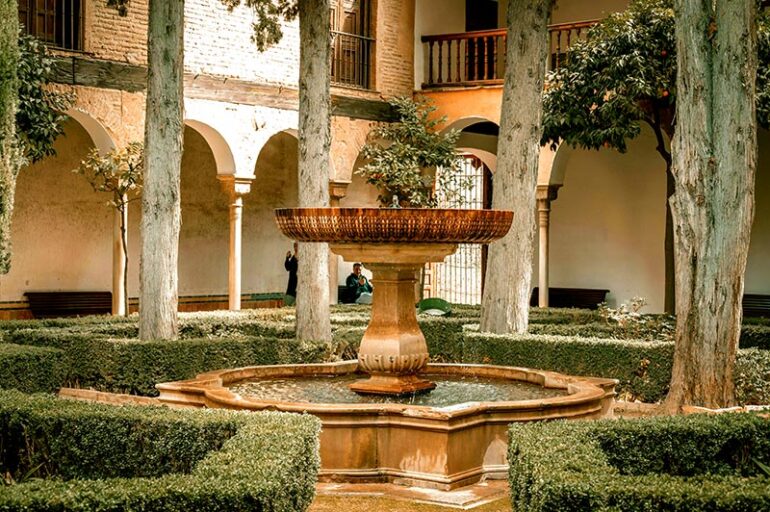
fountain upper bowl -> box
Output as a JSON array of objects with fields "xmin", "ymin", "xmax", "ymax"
[{"xmin": 274, "ymin": 207, "xmax": 513, "ymax": 244}]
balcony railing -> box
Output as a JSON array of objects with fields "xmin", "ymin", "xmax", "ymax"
[
  {"xmin": 331, "ymin": 30, "xmax": 374, "ymax": 90},
  {"xmin": 18, "ymin": 0, "xmax": 83, "ymax": 51},
  {"xmin": 421, "ymin": 20, "xmax": 597, "ymax": 89}
]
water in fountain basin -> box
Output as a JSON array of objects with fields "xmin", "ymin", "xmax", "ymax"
[{"xmin": 228, "ymin": 374, "xmax": 566, "ymax": 407}]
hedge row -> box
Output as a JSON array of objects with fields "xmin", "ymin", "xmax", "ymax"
[
  {"xmin": 462, "ymin": 331, "xmax": 674, "ymax": 402},
  {"xmin": 0, "ymin": 344, "xmax": 64, "ymax": 393},
  {"xmin": 0, "ymin": 390, "xmax": 320, "ymax": 512},
  {"xmin": 462, "ymin": 330, "xmax": 770, "ymax": 404},
  {"xmin": 508, "ymin": 413, "xmax": 770, "ymax": 512}
]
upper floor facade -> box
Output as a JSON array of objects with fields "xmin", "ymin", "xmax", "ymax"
[
  {"xmin": 17, "ymin": 0, "xmax": 417, "ymax": 100},
  {"xmin": 17, "ymin": 0, "xmax": 652, "ymax": 102}
]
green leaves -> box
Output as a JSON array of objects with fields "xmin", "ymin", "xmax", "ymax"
[
  {"xmin": 543, "ymin": 0, "xmax": 770, "ymax": 150},
  {"xmin": 357, "ymin": 97, "xmax": 463, "ymax": 207},
  {"xmin": 218, "ymin": 0, "xmax": 298, "ymax": 51},
  {"xmin": 73, "ymin": 142, "xmax": 144, "ymax": 211},
  {"xmin": 16, "ymin": 32, "xmax": 74, "ymax": 164},
  {"xmin": 542, "ymin": 0, "xmax": 676, "ymax": 154}
]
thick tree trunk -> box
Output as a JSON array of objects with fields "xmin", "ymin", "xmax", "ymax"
[
  {"xmin": 0, "ymin": 0, "xmax": 20, "ymax": 275},
  {"xmin": 665, "ymin": 0, "xmax": 757, "ymax": 411},
  {"xmin": 139, "ymin": 0, "xmax": 184, "ymax": 340},
  {"xmin": 296, "ymin": 0, "xmax": 331, "ymax": 342},
  {"xmin": 480, "ymin": 0, "xmax": 553, "ymax": 334}
]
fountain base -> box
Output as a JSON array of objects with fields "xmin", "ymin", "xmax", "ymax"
[{"xmin": 349, "ymin": 373, "xmax": 437, "ymax": 396}]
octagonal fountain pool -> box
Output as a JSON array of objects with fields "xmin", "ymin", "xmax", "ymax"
[
  {"xmin": 156, "ymin": 360, "xmax": 616, "ymax": 490},
  {"xmin": 159, "ymin": 207, "xmax": 616, "ymax": 490}
]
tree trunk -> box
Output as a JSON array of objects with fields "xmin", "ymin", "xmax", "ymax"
[
  {"xmin": 664, "ymin": 167, "xmax": 675, "ymax": 314},
  {"xmin": 480, "ymin": 0, "xmax": 553, "ymax": 334},
  {"xmin": 665, "ymin": 0, "xmax": 757, "ymax": 411},
  {"xmin": 120, "ymin": 202, "xmax": 129, "ymax": 317},
  {"xmin": 139, "ymin": 0, "xmax": 184, "ymax": 340},
  {"xmin": 0, "ymin": 0, "xmax": 20, "ymax": 275},
  {"xmin": 296, "ymin": 0, "xmax": 332, "ymax": 342}
]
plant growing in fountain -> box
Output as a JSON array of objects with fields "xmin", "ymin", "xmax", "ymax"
[
  {"xmin": 74, "ymin": 143, "xmax": 143, "ymax": 316},
  {"xmin": 357, "ymin": 97, "xmax": 470, "ymax": 208}
]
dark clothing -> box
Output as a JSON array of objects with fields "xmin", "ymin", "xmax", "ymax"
[
  {"xmin": 345, "ymin": 273, "xmax": 372, "ymax": 301},
  {"xmin": 285, "ymin": 255, "xmax": 298, "ymax": 297}
]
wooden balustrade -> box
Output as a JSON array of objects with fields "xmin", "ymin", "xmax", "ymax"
[{"xmin": 421, "ymin": 20, "xmax": 597, "ymax": 89}]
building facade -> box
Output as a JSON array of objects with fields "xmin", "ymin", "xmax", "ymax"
[{"xmin": 1, "ymin": 0, "xmax": 767, "ymax": 318}]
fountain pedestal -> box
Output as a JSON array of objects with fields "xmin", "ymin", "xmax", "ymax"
[{"xmin": 331, "ymin": 243, "xmax": 457, "ymax": 395}]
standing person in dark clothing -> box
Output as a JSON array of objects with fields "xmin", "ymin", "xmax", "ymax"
[{"xmin": 285, "ymin": 241, "xmax": 298, "ymax": 297}]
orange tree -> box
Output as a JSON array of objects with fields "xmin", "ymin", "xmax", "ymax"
[{"xmin": 540, "ymin": 0, "xmax": 770, "ymax": 313}]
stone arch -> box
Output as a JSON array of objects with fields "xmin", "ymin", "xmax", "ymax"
[
  {"xmin": 341, "ymin": 151, "xmax": 379, "ymax": 208},
  {"xmin": 449, "ymin": 118, "xmax": 499, "ymax": 174},
  {"xmin": 184, "ymin": 119, "xmax": 237, "ymax": 175},
  {"xmin": 65, "ymin": 108, "xmax": 116, "ymax": 154},
  {"xmin": 2, "ymin": 116, "xmax": 115, "ymax": 304},
  {"xmin": 243, "ymin": 129, "xmax": 300, "ymax": 294}
]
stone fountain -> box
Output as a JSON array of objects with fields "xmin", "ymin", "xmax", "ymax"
[
  {"xmin": 275, "ymin": 207, "xmax": 513, "ymax": 396},
  {"xmin": 156, "ymin": 207, "xmax": 617, "ymax": 490}
]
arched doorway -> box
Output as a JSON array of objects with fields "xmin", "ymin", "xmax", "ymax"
[
  {"xmin": 426, "ymin": 120, "xmax": 496, "ymax": 304},
  {"xmin": 245, "ymin": 130, "xmax": 299, "ymax": 295},
  {"xmin": 0, "ymin": 117, "xmax": 114, "ymax": 312},
  {"xmin": 178, "ymin": 124, "xmax": 230, "ymax": 302}
]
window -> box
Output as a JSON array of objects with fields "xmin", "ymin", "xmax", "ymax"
[
  {"xmin": 18, "ymin": 0, "xmax": 83, "ymax": 51},
  {"xmin": 331, "ymin": 0, "xmax": 373, "ymax": 89}
]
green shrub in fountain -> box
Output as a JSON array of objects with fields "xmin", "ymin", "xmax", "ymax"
[
  {"xmin": 0, "ymin": 390, "xmax": 320, "ymax": 511},
  {"xmin": 508, "ymin": 413, "xmax": 770, "ymax": 512}
]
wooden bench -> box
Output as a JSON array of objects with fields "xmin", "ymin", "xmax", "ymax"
[
  {"xmin": 743, "ymin": 294, "xmax": 770, "ymax": 318},
  {"xmin": 530, "ymin": 287, "xmax": 609, "ymax": 310},
  {"xmin": 24, "ymin": 291, "xmax": 112, "ymax": 318}
]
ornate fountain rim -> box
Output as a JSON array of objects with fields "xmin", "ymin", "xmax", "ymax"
[
  {"xmin": 157, "ymin": 361, "xmax": 616, "ymax": 421},
  {"xmin": 274, "ymin": 207, "xmax": 513, "ymax": 244}
]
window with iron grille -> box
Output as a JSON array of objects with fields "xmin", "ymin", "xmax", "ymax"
[
  {"xmin": 18, "ymin": 0, "xmax": 83, "ymax": 51},
  {"xmin": 330, "ymin": 0, "xmax": 374, "ymax": 89},
  {"xmin": 425, "ymin": 155, "xmax": 493, "ymax": 305}
]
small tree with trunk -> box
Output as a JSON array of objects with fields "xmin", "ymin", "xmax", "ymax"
[
  {"xmin": 74, "ymin": 143, "xmax": 144, "ymax": 317},
  {"xmin": 541, "ymin": 0, "xmax": 770, "ymax": 314},
  {"xmin": 664, "ymin": 0, "xmax": 759, "ymax": 411},
  {"xmin": 480, "ymin": 0, "xmax": 554, "ymax": 335}
]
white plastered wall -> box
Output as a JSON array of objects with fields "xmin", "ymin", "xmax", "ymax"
[
  {"xmin": 0, "ymin": 119, "xmax": 113, "ymax": 301},
  {"xmin": 745, "ymin": 127, "xmax": 770, "ymax": 293},
  {"xmin": 548, "ymin": 125, "xmax": 667, "ymax": 311},
  {"xmin": 246, "ymin": 131, "xmax": 300, "ymax": 294},
  {"xmin": 413, "ymin": 0, "xmax": 465, "ymax": 89}
]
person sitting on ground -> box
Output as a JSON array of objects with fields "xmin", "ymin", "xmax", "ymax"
[{"xmin": 345, "ymin": 263, "xmax": 373, "ymax": 304}]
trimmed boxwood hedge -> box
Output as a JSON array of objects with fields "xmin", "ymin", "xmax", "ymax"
[
  {"xmin": 462, "ymin": 330, "xmax": 770, "ymax": 404},
  {"xmin": 0, "ymin": 390, "xmax": 320, "ymax": 511},
  {"xmin": 508, "ymin": 413, "xmax": 770, "ymax": 512},
  {"xmin": 463, "ymin": 331, "xmax": 674, "ymax": 402},
  {"xmin": 0, "ymin": 344, "xmax": 64, "ymax": 393},
  {"xmin": 1, "ymin": 307, "xmax": 768, "ymax": 402}
]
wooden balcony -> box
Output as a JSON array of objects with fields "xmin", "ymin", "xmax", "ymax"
[{"xmin": 420, "ymin": 20, "xmax": 597, "ymax": 89}]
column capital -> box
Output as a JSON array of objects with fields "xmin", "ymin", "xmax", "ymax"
[
  {"xmin": 329, "ymin": 179, "xmax": 352, "ymax": 206},
  {"xmin": 217, "ymin": 175, "xmax": 253, "ymax": 198},
  {"xmin": 536, "ymin": 184, "xmax": 561, "ymax": 203}
]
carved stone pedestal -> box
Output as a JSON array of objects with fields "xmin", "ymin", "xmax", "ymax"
[{"xmin": 330, "ymin": 243, "xmax": 457, "ymax": 395}]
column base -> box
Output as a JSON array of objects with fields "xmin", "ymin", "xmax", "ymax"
[{"xmin": 350, "ymin": 374, "xmax": 436, "ymax": 396}]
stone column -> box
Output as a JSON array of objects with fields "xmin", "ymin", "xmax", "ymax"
[
  {"xmin": 536, "ymin": 185, "xmax": 561, "ymax": 308},
  {"xmin": 218, "ymin": 176, "xmax": 253, "ymax": 311},
  {"xmin": 328, "ymin": 180, "xmax": 351, "ymax": 305}
]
